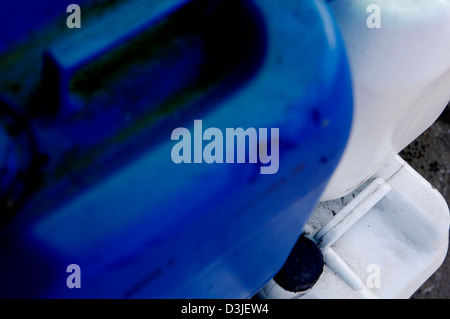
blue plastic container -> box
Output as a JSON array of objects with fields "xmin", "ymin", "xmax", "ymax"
[{"xmin": 0, "ymin": 0, "xmax": 352, "ymax": 298}]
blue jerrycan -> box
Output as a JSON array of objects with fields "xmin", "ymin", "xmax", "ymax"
[{"xmin": 0, "ymin": 0, "xmax": 352, "ymax": 298}]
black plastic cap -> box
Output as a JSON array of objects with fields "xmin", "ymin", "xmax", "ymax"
[{"xmin": 274, "ymin": 235, "xmax": 324, "ymax": 293}]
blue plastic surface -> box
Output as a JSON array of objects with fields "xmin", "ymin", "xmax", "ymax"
[{"xmin": 0, "ymin": 0, "xmax": 353, "ymax": 298}]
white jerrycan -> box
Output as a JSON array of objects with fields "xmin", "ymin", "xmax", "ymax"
[
  {"xmin": 258, "ymin": 0, "xmax": 450, "ymax": 299},
  {"xmin": 322, "ymin": 0, "xmax": 450, "ymax": 200}
]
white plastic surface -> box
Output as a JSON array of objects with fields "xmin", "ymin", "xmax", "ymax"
[
  {"xmin": 322, "ymin": 0, "xmax": 450, "ymax": 200},
  {"xmin": 258, "ymin": 156, "xmax": 450, "ymax": 299}
]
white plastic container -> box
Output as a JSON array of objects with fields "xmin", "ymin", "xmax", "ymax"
[
  {"xmin": 257, "ymin": 1, "xmax": 450, "ymax": 299},
  {"xmin": 322, "ymin": 0, "xmax": 450, "ymax": 200},
  {"xmin": 258, "ymin": 156, "xmax": 450, "ymax": 299}
]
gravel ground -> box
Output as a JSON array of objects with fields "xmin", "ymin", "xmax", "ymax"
[{"xmin": 400, "ymin": 103, "xmax": 450, "ymax": 299}]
